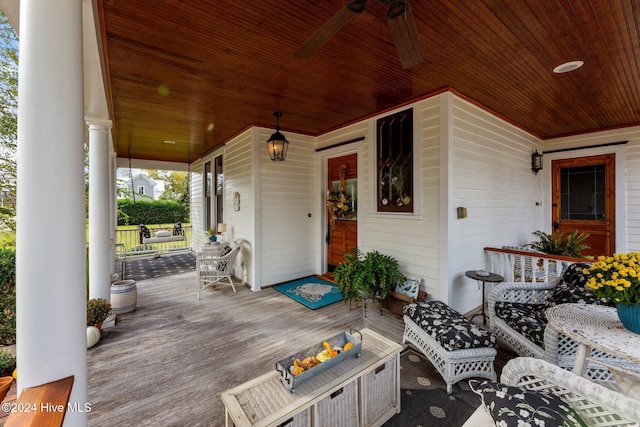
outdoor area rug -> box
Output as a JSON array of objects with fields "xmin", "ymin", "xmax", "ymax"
[
  {"xmin": 383, "ymin": 348, "xmax": 482, "ymax": 427},
  {"xmin": 124, "ymin": 252, "xmax": 196, "ymax": 281},
  {"xmin": 273, "ymin": 276, "xmax": 343, "ymax": 310}
]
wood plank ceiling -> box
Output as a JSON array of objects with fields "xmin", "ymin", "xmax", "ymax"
[{"xmin": 100, "ymin": 0, "xmax": 640, "ymax": 164}]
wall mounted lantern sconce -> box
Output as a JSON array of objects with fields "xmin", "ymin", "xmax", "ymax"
[
  {"xmin": 531, "ymin": 150, "xmax": 543, "ymax": 175},
  {"xmin": 266, "ymin": 111, "xmax": 289, "ymax": 161}
]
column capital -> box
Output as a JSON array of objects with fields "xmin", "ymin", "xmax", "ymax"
[{"xmin": 85, "ymin": 116, "xmax": 112, "ymax": 129}]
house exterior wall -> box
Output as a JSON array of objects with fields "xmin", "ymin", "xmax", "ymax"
[
  {"xmin": 129, "ymin": 175, "xmax": 156, "ymax": 199},
  {"xmin": 223, "ymin": 129, "xmax": 255, "ymax": 286},
  {"xmin": 188, "ymin": 90, "xmax": 640, "ymax": 314},
  {"xmin": 189, "ymin": 158, "xmax": 205, "ymax": 248},
  {"xmin": 192, "ymin": 127, "xmax": 317, "ymax": 291},
  {"xmin": 314, "ymin": 92, "xmax": 542, "ymax": 313},
  {"xmin": 258, "ymin": 128, "xmax": 318, "ymax": 286},
  {"xmin": 448, "ymin": 94, "xmax": 542, "ymax": 312},
  {"xmin": 316, "ymin": 97, "xmax": 442, "ymax": 301},
  {"xmin": 542, "ymin": 126, "xmax": 640, "ymax": 253}
]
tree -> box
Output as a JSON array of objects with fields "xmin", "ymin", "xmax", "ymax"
[
  {"xmin": 0, "ymin": 10, "xmax": 17, "ymax": 231},
  {"xmin": 144, "ymin": 169, "xmax": 190, "ymax": 206}
]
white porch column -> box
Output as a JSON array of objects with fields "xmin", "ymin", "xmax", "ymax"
[
  {"xmin": 87, "ymin": 118, "xmax": 113, "ymax": 300},
  {"xmin": 16, "ymin": 0, "xmax": 87, "ymax": 425}
]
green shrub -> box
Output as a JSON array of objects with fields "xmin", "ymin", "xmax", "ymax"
[
  {"xmin": 0, "ymin": 249, "xmax": 15, "ymax": 345},
  {"xmin": 0, "ymin": 350, "xmax": 16, "ymax": 376},
  {"xmin": 117, "ymin": 199, "xmax": 189, "ymax": 226}
]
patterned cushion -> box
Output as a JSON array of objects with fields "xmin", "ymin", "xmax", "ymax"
[
  {"xmin": 140, "ymin": 224, "xmax": 151, "ymax": 239},
  {"xmin": 546, "ymin": 262, "xmax": 598, "ymax": 308},
  {"xmin": 404, "ymin": 301, "xmax": 496, "ymax": 351},
  {"xmin": 495, "ymin": 302, "xmax": 547, "ymax": 348},
  {"xmin": 395, "ymin": 275, "xmax": 420, "ymax": 300},
  {"xmin": 469, "ymin": 380, "xmax": 587, "ymax": 427}
]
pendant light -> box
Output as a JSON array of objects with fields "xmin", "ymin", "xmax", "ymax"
[{"xmin": 266, "ymin": 112, "xmax": 289, "ymax": 161}]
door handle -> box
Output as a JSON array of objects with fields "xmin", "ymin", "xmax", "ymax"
[{"xmin": 553, "ymin": 220, "xmax": 560, "ymax": 232}]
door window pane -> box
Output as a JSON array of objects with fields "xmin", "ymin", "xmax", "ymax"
[{"xmin": 560, "ymin": 164, "xmax": 605, "ymax": 220}]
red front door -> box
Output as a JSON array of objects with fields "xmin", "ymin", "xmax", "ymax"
[{"xmin": 327, "ymin": 154, "xmax": 357, "ymax": 270}]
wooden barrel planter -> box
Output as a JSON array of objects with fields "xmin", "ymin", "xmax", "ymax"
[{"xmin": 110, "ymin": 279, "xmax": 137, "ymax": 314}]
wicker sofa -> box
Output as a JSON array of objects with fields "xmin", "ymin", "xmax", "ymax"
[
  {"xmin": 462, "ymin": 357, "xmax": 640, "ymax": 426},
  {"xmin": 487, "ymin": 262, "xmax": 625, "ymax": 381}
]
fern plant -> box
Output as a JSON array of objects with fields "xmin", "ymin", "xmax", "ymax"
[
  {"xmin": 334, "ymin": 248, "xmax": 403, "ymax": 306},
  {"xmin": 527, "ymin": 229, "xmax": 590, "ymax": 258}
]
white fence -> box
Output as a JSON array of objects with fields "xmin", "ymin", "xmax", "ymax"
[{"xmin": 116, "ymin": 225, "xmax": 192, "ymax": 256}]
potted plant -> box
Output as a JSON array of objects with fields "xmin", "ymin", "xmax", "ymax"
[
  {"xmin": 87, "ymin": 298, "xmax": 112, "ymax": 329},
  {"xmin": 334, "ymin": 248, "xmax": 403, "ymax": 313},
  {"xmin": 206, "ymin": 228, "xmax": 217, "ymax": 242},
  {"xmin": 584, "ymin": 253, "xmax": 640, "ymax": 333},
  {"xmin": 527, "ymin": 229, "xmax": 590, "ymax": 258}
]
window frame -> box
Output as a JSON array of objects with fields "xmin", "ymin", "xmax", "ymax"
[
  {"xmin": 203, "ymin": 160, "xmax": 212, "ymax": 231},
  {"xmin": 371, "ymin": 106, "xmax": 418, "ymax": 215}
]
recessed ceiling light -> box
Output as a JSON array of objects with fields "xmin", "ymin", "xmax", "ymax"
[
  {"xmin": 553, "ymin": 61, "xmax": 584, "ymax": 74},
  {"xmin": 163, "ymin": 140, "xmax": 176, "ymax": 144}
]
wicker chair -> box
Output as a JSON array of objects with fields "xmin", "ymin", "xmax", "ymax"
[
  {"xmin": 488, "ymin": 262, "xmax": 629, "ymax": 382},
  {"xmin": 196, "ymin": 243, "xmax": 240, "ymax": 299},
  {"xmin": 462, "ymin": 357, "xmax": 640, "ymax": 426}
]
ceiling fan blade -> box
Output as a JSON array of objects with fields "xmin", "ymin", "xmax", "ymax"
[
  {"xmin": 387, "ymin": 2, "xmax": 424, "ymax": 69},
  {"xmin": 294, "ymin": 0, "xmax": 367, "ymax": 59}
]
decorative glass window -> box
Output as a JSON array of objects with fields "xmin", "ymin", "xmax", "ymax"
[
  {"xmin": 377, "ymin": 108, "xmax": 413, "ymax": 212},
  {"xmin": 561, "ymin": 164, "xmax": 605, "ymax": 220}
]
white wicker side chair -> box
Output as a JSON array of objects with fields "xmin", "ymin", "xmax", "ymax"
[
  {"xmin": 463, "ymin": 357, "xmax": 640, "ymax": 426},
  {"xmin": 196, "ymin": 242, "xmax": 241, "ymax": 299}
]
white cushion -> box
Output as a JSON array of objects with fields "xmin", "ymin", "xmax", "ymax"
[
  {"xmin": 155, "ymin": 230, "xmax": 171, "ymax": 238},
  {"xmin": 395, "ymin": 275, "xmax": 420, "ymax": 300}
]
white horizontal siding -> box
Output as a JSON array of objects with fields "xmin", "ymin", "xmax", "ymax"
[
  {"xmin": 189, "ymin": 160, "xmax": 204, "ymax": 248},
  {"xmin": 259, "ymin": 128, "xmax": 317, "ymax": 286},
  {"xmin": 224, "ymin": 129, "xmax": 255, "ymax": 286},
  {"xmin": 316, "ymin": 97, "xmax": 443, "ymax": 300},
  {"xmin": 449, "ymin": 95, "xmax": 541, "ymax": 313}
]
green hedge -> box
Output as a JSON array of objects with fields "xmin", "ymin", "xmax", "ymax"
[
  {"xmin": 0, "ymin": 248, "xmax": 16, "ymax": 345},
  {"xmin": 117, "ymin": 199, "xmax": 189, "ymax": 226}
]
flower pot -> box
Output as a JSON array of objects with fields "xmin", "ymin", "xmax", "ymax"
[
  {"xmin": 209, "ymin": 236, "xmax": 217, "ymax": 242},
  {"xmin": 110, "ymin": 279, "xmax": 137, "ymax": 314},
  {"xmin": 616, "ymin": 303, "xmax": 640, "ymax": 334}
]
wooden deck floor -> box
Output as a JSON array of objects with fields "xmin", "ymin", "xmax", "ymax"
[{"xmin": 87, "ymin": 272, "xmax": 407, "ymax": 426}]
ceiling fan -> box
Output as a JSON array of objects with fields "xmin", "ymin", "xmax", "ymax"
[{"xmin": 294, "ymin": 0, "xmax": 424, "ymax": 69}]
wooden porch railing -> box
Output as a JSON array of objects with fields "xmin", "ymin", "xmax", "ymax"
[
  {"xmin": 484, "ymin": 246, "xmax": 590, "ymax": 282},
  {"xmin": 115, "ymin": 225, "xmax": 192, "ymax": 256}
]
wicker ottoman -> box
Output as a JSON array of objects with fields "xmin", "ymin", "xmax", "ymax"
[{"xmin": 402, "ymin": 301, "xmax": 497, "ymax": 393}]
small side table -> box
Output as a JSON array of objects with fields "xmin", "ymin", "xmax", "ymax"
[{"xmin": 465, "ymin": 270, "xmax": 503, "ymax": 325}]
